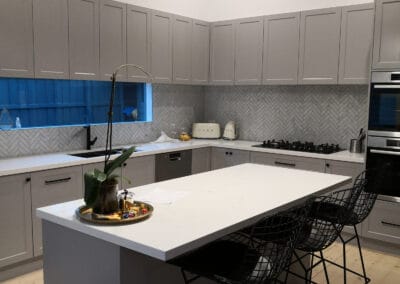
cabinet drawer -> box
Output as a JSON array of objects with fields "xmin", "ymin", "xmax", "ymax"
[
  {"xmin": 363, "ymin": 200, "xmax": 400, "ymax": 245},
  {"xmin": 250, "ymin": 152, "xmax": 326, "ymax": 173},
  {"xmin": 31, "ymin": 166, "xmax": 83, "ymax": 256}
]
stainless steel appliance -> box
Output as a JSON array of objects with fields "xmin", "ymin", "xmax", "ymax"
[
  {"xmin": 155, "ymin": 150, "xmax": 192, "ymax": 182},
  {"xmin": 253, "ymin": 140, "xmax": 341, "ymax": 154},
  {"xmin": 366, "ymin": 71, "xmax": 400, "ymax": 202}
]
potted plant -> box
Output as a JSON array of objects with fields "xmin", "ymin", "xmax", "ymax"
[{"xmin": 84, "ymin": 146, "xmax": 135, "ymax": 215}]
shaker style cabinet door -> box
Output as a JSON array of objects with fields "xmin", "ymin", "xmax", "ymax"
[
  {"xmin": 298, "ymin": 8, "xmax": 341, "ymax": 84},
  {"xmin": 210, "ymin": 21, "xmax": 235, "ymax": 85},
  {"xmin": 122, "ymin": 155, "xmax": 155, "ymax": 189},
  {"xmin": 99, "ymin": 0, "xmax": 127, "ymax": 81},
  {"xmin": 173, "ymin": 15, "xmax": 193, "ymax": 84},
  {"xmin": 339, "ymin": 4, "xmax": 374, "ymax": 84},
  {"xmin": 33, "ymin": 0, "xmax": 69, "ymax": 79},
  {"xmin": 372, "ymin": 0, "xmax": 400, "ymax": 69},
  {"xmin": 31, "ymin": 166, "xmax": 83, "ymax": 256},
  {"xmin": 192, "ymin": 148, "xmax": 211, "ymax": 174},
  {"xmin": 150, "ymin": 11, "xmax": 173, "ymax": 83},
  {"xmin": 235, "ymin": 17, "xmax": 263, "ymax": 85},
  {"xmin": 0, "ymin": 0, "xmax": 34, "ymax": 78},
  {"xmin": 263, "ymin": 12, "xmax": 300, "ymax": 85},
  {"xmin": 0, "ymin": 174, "xmax": 33, "ymax": 268},
  {"xmin": 68, "ymin": 0, "xmax": 100, "ymax": 80},
  {"xmin": 191, "ymin": 20, "xmax": 210, "ymax": 85},
  {"xmin": 211, "ymin": 148, "xmax": 250, "ymax": 170},
  {"xmin": 127, "ymin": 5, "xmax": 151, "ymax": 82}
]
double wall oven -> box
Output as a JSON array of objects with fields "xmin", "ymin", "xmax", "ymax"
[{"xmin": 367, "ymin": 71, "xmax": 400, "ymax": 202}]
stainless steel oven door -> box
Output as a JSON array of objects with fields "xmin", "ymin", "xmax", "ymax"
[{"xmin": 366, "ymin": 136, "xmax": 400, "ymax": 201}]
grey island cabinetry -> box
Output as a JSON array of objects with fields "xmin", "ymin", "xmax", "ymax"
[
  {"xmin": 0, "ymin": 0, "xmax": 34, "ymax": 78},
  {"xmin": 68, "ymin": 0, "xmax": 100, "ymax": 80},
  {"xmin": 372, "ymin": 0, "xmax": 400, "ymax": 70},
  {"xmin": 0, "ymin": 174, "xmax": 33, "ymax": 268},
  {"xmin": 262, "ymin": 12, "xmax": 300, "ymax": 85},
  {"xmin": 31, "ymin": 166, "xmax": 83, "ymax": 256},
  {"xmin": 99, "ymin": 0, "xmax": 127, "ymax": 81},
  {"xmin": 33, "ymin": 0, "xmax": 69, "ymax": 79}
]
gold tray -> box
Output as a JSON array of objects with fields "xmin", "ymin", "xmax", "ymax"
[{"xmin": 76, "ymin": 202, "xmax": 153, "ymax": 225}]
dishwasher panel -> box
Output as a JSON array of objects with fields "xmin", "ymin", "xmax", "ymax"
[{"xmin": 155, "ymin": 150, "xmax": 192, "ymax": 182}]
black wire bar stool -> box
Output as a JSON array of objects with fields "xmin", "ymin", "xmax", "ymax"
[
  {"xmin": 311, "ymin": 171, "xmax": 378, "ymax": 284},
  {"xmin": 170, "ymin": 202, "xmax": 311, "ymax": 284}
]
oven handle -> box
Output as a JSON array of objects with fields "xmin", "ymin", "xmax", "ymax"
[
  {"xmin": 373, "ymin": 85, "xmax": 400, "ymax": 89},
  {"xmin": 370, "ymin": 149, "xmax": 400, "ymax": 156}
]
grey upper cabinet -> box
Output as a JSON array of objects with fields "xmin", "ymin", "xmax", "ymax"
[
  {"xmin": 235, "ymin": 17, "xmax": 263, "ymax": 85},
  {"xmin": 151, "ymin": 10, "xmax": 173, "ymax": 83},
  {"xmin": 0, "ymin": 174, "xmax": 33, "ymax": 268},
  {"xmin": 31, "ymin": 166, "xmax": 83, "ymax": 256},
  {"xmin": 191, "ymin": 20, "xmax": 210, "ymax": 85},
  {"xmin": 210, "ymin": 21, "xmax": 236, "ymax": 85},
  {"xmin": 263, "ymin": 12, "xmax": 300, "ymax": 85},
  {"xmin": 33, "ymin": 0, "xmax": 69, "ymax": 79},
  {"xmin": 99, "ymin": 0, "xmax": 127, "ymax": 81},
  {"xmin": 69, "ymin": 0, "xmax": 100, "ymax": 80},
  {"xmin": 373, "ymin": 0, "xmax": 400, "ymax": 70},
  {"xmin": 339, "ymin": 4, "xmax": 374, "ymax": 84},
  {"xmin": 298, "ymin": 8, "xmax": 341, "ymax": 84},
  {"xmin": 173, "ymin": 15, "xmax": 193, "ymax": 84},
  {"xmin": 127, "ymin": 5, "xmax": 151, "ymax": 82},
  {"xmin": 122, "ymin": 155, "xmax": 155, "ymax": 189},
  {"xmin": 0, "ymin": 0, "xmax": 34, "ymax": 78}
]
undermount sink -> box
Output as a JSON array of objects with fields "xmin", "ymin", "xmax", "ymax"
[{"xmin": 69, "ymin": 148, "xmax": 124, "ymax": 158}]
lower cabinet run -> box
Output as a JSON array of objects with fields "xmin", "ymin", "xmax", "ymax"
[
  {"xmin": 31, "ymin": 166, "xmax": 83, "ymax": 256},
  {"xmin": 191, "ymin": 147, "xmax": 211, "ymax": 174},
  {"xmin": 0, "ymin": 174, "xmax": 33, "ymax": 268},
  {"xmin": 211, "ymin": 148, "xmax": 250, "ymax": 170}
]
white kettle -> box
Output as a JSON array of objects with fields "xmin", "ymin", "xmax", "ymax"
[{"xmin": 223, "ymin": 121, "xmax": 237, "ymax": 140}]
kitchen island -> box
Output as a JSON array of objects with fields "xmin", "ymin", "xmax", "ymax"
[{"xmin": 37, "ymin": 163, "xmax": 351, "ymax": 284}]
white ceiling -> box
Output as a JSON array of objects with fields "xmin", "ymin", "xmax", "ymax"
[{"xmin": 118, "ymin": 0, "xmax": 373, "ymax": 21}]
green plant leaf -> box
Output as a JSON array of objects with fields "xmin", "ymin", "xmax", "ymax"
[
  {"xmin": 121, "ymin": 175, "xmax": 131, "ymax": 185},
  {"xmin": 104, "ymin": 146, "xmax": 135, "ymax": 176},
  {"xmin": 84, "ymin": 170, "xmax": 101, "ymax": 207},
  {"xmin": 93, "ymin": 168, "xmax": 107, "ymax": 182}
]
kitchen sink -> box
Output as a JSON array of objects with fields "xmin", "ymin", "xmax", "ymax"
[{"xmin": 69, "ymin": 148, "xmax": 125, "ymax": 158}]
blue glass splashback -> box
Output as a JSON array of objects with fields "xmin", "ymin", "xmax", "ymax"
[{"xmin": 0, "ymin": 78, "xmax": 152, "ymax": 129}]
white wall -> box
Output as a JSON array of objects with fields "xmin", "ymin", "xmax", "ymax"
[{"xmin": 119, "ymin": 0, "xmax": 373, "ymax": 21}]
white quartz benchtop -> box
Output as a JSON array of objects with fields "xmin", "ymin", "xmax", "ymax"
[
  {"xmin": 37, "ymin": 163, "xmax": 351, "ymax": 261},
  {"xmin": 0, "ymin": 139, "xmax": 364, "ymax": 177}
]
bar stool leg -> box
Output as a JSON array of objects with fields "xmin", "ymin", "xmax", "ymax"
[
  {"xmin": 342, "ymin": 236, "xmax": 347, "ymax": 284},
  {"xmin": 320, "ymin": 250, "xmax": 330, "ymax": 284},
  {"xmin": 354, "ymin": 225, "xmax": 368, "ymax": 283}
]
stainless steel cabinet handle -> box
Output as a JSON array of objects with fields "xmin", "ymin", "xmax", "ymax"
[
  {"xmin": 45, "ymin": 177, "xmax": 72, "ymax": 185},
  {"xmin": 274, "ymin": 161, "xmax": 296, "ymax": 167},
  {"xmin": 373, "ymin": 85, "xmax": 400, "ymax": 89},
  {"xmin": 370, "ymin": 149, "xmax": 400, "ymax": 156},
  {"xmin": 381, "ymin": 221, "xmax": 400, "ymax": 228}
]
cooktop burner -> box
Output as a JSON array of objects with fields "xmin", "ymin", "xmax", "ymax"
[{"xmin": 253, "ymin": 140, "xmax": 341, "ymax": 154}]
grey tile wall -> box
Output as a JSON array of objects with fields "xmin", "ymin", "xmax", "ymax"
[
  {"xmin": 204, "ymin": 85, "xmax": 369, "ymax": 148},
  {"xmin": 0, "ymin": 84, "xmax": 204, "ymax": 158}
]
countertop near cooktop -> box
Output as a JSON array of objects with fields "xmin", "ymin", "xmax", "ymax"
[{"xmin": 0, "ymin": 139, "xmax": 365, "ymax": 177}]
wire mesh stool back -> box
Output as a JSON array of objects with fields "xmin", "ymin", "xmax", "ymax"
[{"xmin": 173, "ymin": 202, "xmax": 311, "ymax": 284}]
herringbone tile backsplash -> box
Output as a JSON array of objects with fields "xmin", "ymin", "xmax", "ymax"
[
  {"xmin": 0, "ymin": 84, "xmax": 368, "ymax": 158},
  {"xmin": 204, "ymin": 85, "xmax": 369, "ymax": 149}
]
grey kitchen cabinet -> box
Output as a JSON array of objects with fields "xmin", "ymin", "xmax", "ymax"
[
  {"xmin": 339, "ymin": 4, "xmax": 374, "ymax": 84},
  {"xmin": 192, "ymin": 148, "xmax": 211, "ymax": 174},
  {"xmin": 33, "ymin": 0, "xmax": 69, "ymax": 79},
  {"xmin": 234, "ymin": 17, "xmax": 263, "ymax": 85},
  {"xmin": 31, "ymin": 166, "xmax": 83, "ymax": 256},
  {"xmin": 210, "ymin": 21, "xmax": 236, "ymax": 85},
  {"xmin": 127, "ymin": 5, "xmax": 151, "ymax": 82},
  {"xmin": 0, "ymin": 174, "xmax": 33, "ymax": 268},
  {"xmin": 263, "ymin": 12, "xmax": 300, "ymax": 85},
  {"xmin": 363, "ymin": 200, "xmax": 400, "ymax": 245},
  {"xmin": 298, "ymin": 8, "xmax": 341, "ymax": 84},
  {"xmin": 173, "ymin": 16, "xmax": 192, "ymax": 84},
  {"xmin": 122, "ymin": 155, "xmax": 155, "ymax": 189},
  {"xmin": 250, "ymin": 152, "xmax": 326, "ymax": 173},
  {"xmin": 0, "ymin": 0, "xmax": 34, "ymax": 78},
  {"xmin": 191, "ymin": 20, "xmax": 210, "ymax": 85},
  {"xmin": 68, "ymin": 0, "xmax": 100, "ymax": 80},
  {"xmin": 372, "ymin": 0, "xmax": 400, "ymax": 69},
  {"xmin": 211, "ymin": 148, "xmax": 250, "ymax": 170},
  {"xmin": 151, "ymin": 10, "xmax": 173, "ymax": 83},
  {"xmin": 99, "ymin": 0, "xmax": 127, "ymax": 81}
]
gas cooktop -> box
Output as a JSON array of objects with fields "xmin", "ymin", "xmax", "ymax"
[{"xmin": 253, "ymin": 140, "xmax": 341, "ymax": 154}]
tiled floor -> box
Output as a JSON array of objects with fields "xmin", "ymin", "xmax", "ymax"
[{"xmin": 1, "ymin": 242, "xmax": 400, "ymax": 284}]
